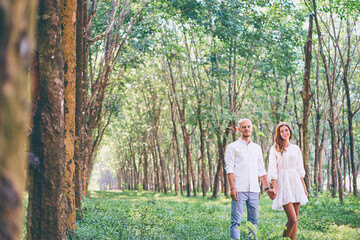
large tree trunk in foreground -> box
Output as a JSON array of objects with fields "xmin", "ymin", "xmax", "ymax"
[
  {"xmin": 0, "ymin": 0, "xmax": 38, "ymax": 239},
  {"xmin": 27, "ymin": 0, "xmax": 67, "ymax": 238},
  {"xmin": 62, "ymin": 0, "xmax": 77, "ymax": 231}
]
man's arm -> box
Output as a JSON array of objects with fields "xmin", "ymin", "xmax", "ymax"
[
  {"xmin": 228, "ymin": 173, "xmax": 238, "ymax": 201},
  {"xmin": 225, "ymin": 144, "xmax": 237, "ymax": 201},
  {"xmin": 260, "ymin": 175, "xmax": 276, "ymax": 200}
]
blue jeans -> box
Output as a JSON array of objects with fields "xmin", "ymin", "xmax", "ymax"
[{"xmin": 230, "ymin": 192, "xmax": 259, "ymax": 240}]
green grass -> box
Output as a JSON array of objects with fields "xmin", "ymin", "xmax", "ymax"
[{"xmin": 67, "ymin": 191, "xmax": 359, "ymax": 240}]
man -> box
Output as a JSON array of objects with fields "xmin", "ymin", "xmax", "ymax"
[{"xmin": 225, "ymin": 118, "xmax": 275, "ymax": 239}]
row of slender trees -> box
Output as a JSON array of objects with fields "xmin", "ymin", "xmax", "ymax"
[{"xmin": 96, "ymin": 0, "xmax": 360, "ymax": 205}]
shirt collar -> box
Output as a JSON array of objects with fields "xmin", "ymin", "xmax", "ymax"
[{"xmin": 238, "ymin": 138, "xmax": 252, "ymax": 145}]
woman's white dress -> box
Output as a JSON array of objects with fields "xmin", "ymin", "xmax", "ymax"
[{"xmin": 268, "ymin": 144, "xmax": 308, "ymax": 210}]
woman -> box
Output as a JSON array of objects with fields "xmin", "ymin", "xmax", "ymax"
[{"xmin": 268, "ymin": 122, "xmax": 308, "ymax": 240}]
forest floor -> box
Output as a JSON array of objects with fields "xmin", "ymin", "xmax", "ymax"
[{"xmin": 66, "ymin": 190, "xmax": 360, "ymax": 240}]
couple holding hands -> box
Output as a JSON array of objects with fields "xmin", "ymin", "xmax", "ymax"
[{"xmin": 225, "ymin": 119, "xmax": 309, "ymax": 240}]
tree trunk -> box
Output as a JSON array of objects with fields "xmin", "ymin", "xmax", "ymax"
[
  {"xmin": 301, "ymin": 14, "xmax": 314, "ymax": 192},
  {"xmin": 149, "ymin": 138, "xmax": 160, "ymax": 192},
  {"xmin": 74, "ymin": 0, "xmax": 88, "ymax": 209},
  {"xmin": 0, "ymin": 0, "xmax": 37, "ymax": 239},
  {"xmin": 179, "ymin": 150, "xmax": 185, "ymax": 195},
  {"xmin": 198, "ymin": 107, "xmax": 207, "ymax": 197},
  {"xmin": 172, "ymin": 141, "xmax": 179, "ymax": 195},
  {"xmin": 313, "ymin": 45, "xmax": 328, "ymax": 195},
  {"xmin": 129, "ymin": 141, "xmax": 139, "ymax": 188},
  {"xmin": 328, "ymin": 119, "xmax": 339, "ymax": 198},
  {"xmin": 154, "ymin": 130, "xmax": 167, "ymax": 193},
  {"xmin": 342, "ymin": 56, "xmax": 358, "ymax": 196},
  {"xmin": 318, "ymin": 144, "xmax": 324, "ymax": 192},
  {"xmin": 342, "ymin": 131, "xmax": 347, "ymax": 192},
  {"xmin": 142, "ymin": 133, "xmax": 149, "ymax": 190},
  {"xmin": 313, "ymin": 115, "xmax": 323, "ymax": 196},
  {"xmin": 27, "ymin": 0, "xmax": 67, "ymax": 238},
  {"xmin": 347, "ymin": 151, "xmax": 352, "ymax": 193},
  {"xmin": 62, "ymin": 0, "xmax": 77, "ymax": 231},
  {"xmin": 189, "ymin": 144, "xmax": 197, "ymax": 196},
  {"xmin": 221, "ymin": 124, "xmax": 232, "ymax": 197},
  {"xmin": 312, "ymin": 0, "xmax": 343, "ymax": 202},
  {"xmin": 183, "ymin": 135, "xmax": 193, "ymax": 197},
  {"xmin": 325, "ymin": 147, "xmax": 331, "ymax": 191},
  {"xmin": 212, "ymin": 128, "xmax": 226, "ymax": 198},
  {"xmin": 169, "ymin": 96, "xmax": 180, "ymax": 195},
  {"xmin": 206, "ymin": 140, "xmax": 213, "ymax": 191}
]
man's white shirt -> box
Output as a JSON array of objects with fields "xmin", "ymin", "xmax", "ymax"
[{"xmin": 225, "ymin": 138, "xmax": 267, "ymax": 193}]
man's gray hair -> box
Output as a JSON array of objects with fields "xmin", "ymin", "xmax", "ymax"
[{"xmin": 238, "ymin": 118, "xmax": 252, "ymax": 127}]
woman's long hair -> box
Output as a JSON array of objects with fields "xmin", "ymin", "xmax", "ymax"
[{"xmin": 274, "ymin": 122, "xmax": 293, "ymax": 155}]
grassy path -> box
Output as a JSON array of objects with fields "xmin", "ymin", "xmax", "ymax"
[{"xmin": 69, "ymin": 191, "xmax": 360, "ymax": 240}]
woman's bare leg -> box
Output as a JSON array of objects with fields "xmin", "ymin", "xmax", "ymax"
[
  {"xmin": 290, "ymin": 203, "xmax": 300, "ymax": 239},
  {"xmin": 282, "ymin": 203, "xmax": 298, "ymax": 240}
]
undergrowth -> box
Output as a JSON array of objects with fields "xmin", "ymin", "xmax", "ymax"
[{"xmin": 66, "ymin": 191, "xmax": 359, "ymax": 240}]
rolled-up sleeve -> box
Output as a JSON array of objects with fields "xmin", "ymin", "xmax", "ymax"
[
  {"xmin": 257, "ymin": 147, "xmax": 267, "ymax": 177},
  {"xmin": 296, "ymin": 147, "xmax": 306, "ymax": 178},
  {"xmin": 268, "ymin": 147, "xmax": 278, "ymax": 181},
  {"xmin": 224, "ymin": 144, "xmax": 235, "ymax": 174}
]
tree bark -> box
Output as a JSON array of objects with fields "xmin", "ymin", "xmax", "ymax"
[
  {"xmin": 172, "ymin": 141, "xmax": 179, "ymax": 195},
  {"xmin": 142, "ymin": 132, "xmax": 149, "ymax": 190},
  {"xmin": 301, "ymin": 14, "xmax": 314, "ymax": 192},
  {"xmin": 206, "ymin": 140, "xmax": 213, "ymax": 191},
  {"xmin": 74, "ymin": 0, "xmax": 88, "ymax": 209},
  {"xmin": 0, "ymin": 0, "xmax": 38, "ymax": 239},
  {"xmin": 61, "ymin": 0, "xmax": 77, "ymax": 231},
  {"xmin": 341, "ymin": 130, "xmax": 347, "ymax": 192},
  {"xmin": 27, "ymin": 0, "xmax": 67, "ymax": 238},
  {"xmin": 197, "ymin": 105, "xmax": 208, "ymax": 197},
  {"xmin": 169, "ymin": 97, "xmax": 180, "ymax": 195}
]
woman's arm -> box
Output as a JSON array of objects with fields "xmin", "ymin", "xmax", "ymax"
[{"xmin": 300, "ymin": 177, "xmax": 308, "ymax": 197}]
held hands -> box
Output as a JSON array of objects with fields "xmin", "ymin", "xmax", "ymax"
[{"xmin": 266, "ymin": 188, "xmax": 277, "ymax": 200}]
